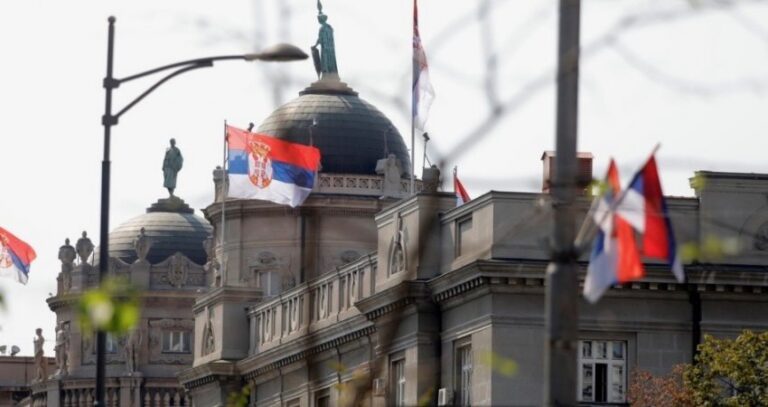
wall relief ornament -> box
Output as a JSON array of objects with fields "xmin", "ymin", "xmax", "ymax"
[
  {"xmin": 167, "ymin": 253, "xmax": 189, "ymax": 288},
  {"xmin": 201, "ymin": 307, "xmax": 215, "ymax": 356},
  {"xmin": 388, "ymin": 212, "xmax": 407, "ymax": 275},
  {"xmin": 754, "ymin": 222, "xmax": 768, "ymax": 251}
]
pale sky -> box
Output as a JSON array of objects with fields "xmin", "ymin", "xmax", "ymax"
[{"xmin": 1, "ymin": 0, "xmax": 767, "ymax": 355}]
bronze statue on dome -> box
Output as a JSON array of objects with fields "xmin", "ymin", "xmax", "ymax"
[{"xmin": 312, "ymin": 0, "xmax": 338, "ymax": 78}]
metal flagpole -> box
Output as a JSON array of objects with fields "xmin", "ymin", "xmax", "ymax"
[{"xmin": 220, "ymin": 120, "xmax": 228, "ymax": 283}]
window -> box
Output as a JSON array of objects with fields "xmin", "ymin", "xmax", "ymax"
[
  {"xmin": 456, "ymin": 216, "xmax": 473, "ymax": 257},
  {"xmin": 258, "ymin": 270, "xmax": 281, "ymax": 297},
  {"xmin": 105, "ymin": 333, "xmax": 118, "ymax": 354},
  {"xmin": 162, "ymin": 330, "xmax": 191, "ymax": 353},
  {"xmin": 314, "ymin": 388, "xmax": 330, "ymax": 407},
  {"xmin": 578, "ymin": 340, "xmax": 627, "ymax": 403},
  {"xmin": 391, "ymin": 357, "xmax": 406, "ymax": 407},
  {"xmin": 455, "ymin": 341, "xmax": 473, "ymax": 406}
]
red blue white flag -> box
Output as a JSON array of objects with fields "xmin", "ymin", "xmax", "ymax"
[
  {"xmin": 454, "ymin": 167, "xmax": 470, "ymax": 207},
  {"xmin": 616, "ymin": 154, "xmax": 685, "ymax": 282},
  {"xmin": 226, "ymin": 125, "xmax": 321, "ymax": 207},
  {"xmin": 413, "ymin": 0, "xmax": 435, "ymax": 131},
  {"xmin": 584, "ymin": 160, "xmax": 643, "ymax": 303},
  {"xmin": 0, "ymin": 227, "xmax": 37, "ymax": 285}
]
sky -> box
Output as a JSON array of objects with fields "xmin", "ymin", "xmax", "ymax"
[{"xmin": 0, "ymin": 0, "xmax": 767, "ymax": 355}]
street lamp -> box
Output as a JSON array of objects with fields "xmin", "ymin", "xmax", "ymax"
[{"xmin": 96, "ymin": 16, "xmax": 307, "ymax": 407}]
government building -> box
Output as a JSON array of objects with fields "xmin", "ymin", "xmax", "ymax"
[{"xmin": 14, "ymin": 6, "xmax": 768, "ymax": 407}]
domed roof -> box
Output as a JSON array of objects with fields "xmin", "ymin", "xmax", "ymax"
[
  {"xmin": 257, "ymin": 79, "xmax": 411, "ymax": 176},
  {"xmin": 107, "ymin": 198, "xmax": 212, "ymax": 265}
]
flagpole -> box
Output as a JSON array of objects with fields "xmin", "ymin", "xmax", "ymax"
[
  {"xmin": 220, "ymin": 120, "xmax": 228, "ymax": 284},
  {"xmin": 410, "ymin": 0, "xmax": 417, "ymax": 195}
]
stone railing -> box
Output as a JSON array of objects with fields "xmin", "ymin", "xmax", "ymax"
[
  {"xmin": 248, "ymin": 254, "xmax": 377, "ymax": 354},
  {"xmin": 141, "ymin": 385, "xmax": 190, "ymax": 406}
]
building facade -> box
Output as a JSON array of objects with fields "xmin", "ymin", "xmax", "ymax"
[{"xmin": 28, "ymin": 197, "xmax": 212, "ymax": 406}]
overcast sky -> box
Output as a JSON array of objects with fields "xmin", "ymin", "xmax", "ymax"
[{"xmin": 1, "ymin": 0, "xmax": 767, "ymax": 355}]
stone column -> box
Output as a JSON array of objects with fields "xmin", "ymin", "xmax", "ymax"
[{"xmin": 44, "ymin": 380, "xmax": 60, "ymax": 407}]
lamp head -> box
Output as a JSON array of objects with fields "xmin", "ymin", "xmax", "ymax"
[{"xmin": 245, "ymin": 43, "xmax": 308, "ymax": 62}]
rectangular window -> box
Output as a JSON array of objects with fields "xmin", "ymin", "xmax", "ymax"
[
  {"xmin": 314, "ymin": 388, "xmax": 330, "ymax": 407},
  {"xmin": 578, "ymin": 340, "xmax": 627, "ymax": 403},
  {"xmin": 456, "ymin": 216, "xmax": 473, "ymax": 257},
  {"xmin": 258, "ymin": 270, "xmax": 281, "ymax": 297},
  {"xmin": 162, "ymin": 330, "xmax": 191, "ymax": 353},
  {"xmin": 391, "ymin": 357, "xmax": 406, "ymax": 407},
  {"xmin": 455, "ymin": 341, "xmax": 473, "ymax": 406},
  {"xmin": 105, "ymin": 333, "xmax": 118, "ymax": 354}
]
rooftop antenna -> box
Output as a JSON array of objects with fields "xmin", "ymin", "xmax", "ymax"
[
  {"xmin": 11, "ymin": 345, "xmax": 20, "ymax": 357},
  {"xmin": 422, "ymin": 132, "xmax": 431, "ymax": 169}
]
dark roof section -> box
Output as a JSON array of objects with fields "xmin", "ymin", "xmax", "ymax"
[{"xmin": 257, "ymin": 79, "xmax": 411, "ymax": 176}]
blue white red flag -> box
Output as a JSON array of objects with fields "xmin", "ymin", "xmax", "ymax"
[
  {"xmin": 454, "ymin": 167, "xmax": 470, "ymax": 207},
  {"xmin": 412, "ymin": 0, "xmax": 435, "ymax": 131},
  {"xmin": 226, "ymin": 125, "xmax": 321, "ymax": 208},
  {"xmin": 0, "ymin": 227, "xmax": 37, "ymax": 285},
  {"xmin": 616, "ymin": 154, "xmax": 685, "ymax": 282},
  {"xmin": 584, "ymin": 160, "xmax": 643, "ymax": 303}
]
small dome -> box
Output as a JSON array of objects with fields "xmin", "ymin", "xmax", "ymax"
[
  {"xmin": 257, "ymin": 80, "xmax": 411, "ymax": 176},
  {"xmin": 107, "ymin": 199, "xmax": 212, "ymax": 265}
]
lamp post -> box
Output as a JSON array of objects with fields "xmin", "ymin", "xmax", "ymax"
[{"xmin": 96, "ymin": 16, "xmax": 307, "ymax": 407}]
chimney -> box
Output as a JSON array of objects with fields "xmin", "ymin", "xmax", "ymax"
[{"xmin": 541, "ymin": 151, "xmax": 593, "ymax": 194}]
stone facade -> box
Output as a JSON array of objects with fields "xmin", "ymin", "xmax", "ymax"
[{"xmin": 180, "ymin": 171, "xmax": 768, "ymax": 406}]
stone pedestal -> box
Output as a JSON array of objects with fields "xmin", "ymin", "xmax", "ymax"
[
  {"xmin": 147, "ymin": 196, "xmax": 193, "ymax": 214},
  {"xmin": 119, "ymin": 374, "xmax": 143, "ymax": 407}
]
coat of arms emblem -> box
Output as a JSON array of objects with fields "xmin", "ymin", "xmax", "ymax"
[
  {"xmin": 0, "ymin": 235, "xmax": 12, "ymax": 268},
  {"xmin": 247, "ymin": 140, "xmax": 273, "ymax": 188}
]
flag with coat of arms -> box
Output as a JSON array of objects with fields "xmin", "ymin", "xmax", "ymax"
[
  {"xmin": 0, "ymin": 227, "xmax": 36, "ymax": 285},
  {"xmin": 226, "ymin": 125, "xmax": 321, "ymax": 207}
]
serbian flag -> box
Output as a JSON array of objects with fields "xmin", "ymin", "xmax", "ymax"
[
  {"xmin": 0, "ymin": 227, "xmax": 37, "ymax": 285},
  {"xmin": 617, "ymin": 154, "xmax": 684, "ymax": 282},
  {"xmin": 226, "ymin": 125, "xmax": 321, "ymax": 207},
  {"xmin": 584, "ymin": 160, "xmax": 644, "ymax": 303},
  {"xmin": 412, "ymin": 0, "xmax": 435, "ymax": 131},
  {"xmin": 454, "ymin": 167, "xmax": 470, "ymax": 206}
]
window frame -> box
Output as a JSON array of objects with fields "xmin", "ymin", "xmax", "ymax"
[
  {"xmin": 577, "ymin": 339, "xmax": 628, "ymax": 404},
  {"xmin": 455, "ymin": 215, "xmax": 473, "ymax": 258},
  {"xmin": 390, "ymin": 353, "xmax": 406, "ymax": 407},
  {"xmin": 454, "ymin": 337, "xmax": 473, "ymax": 407},
  {"xmin": 162, "ymin": 330, "xmax": 191, "ymax": 354}
]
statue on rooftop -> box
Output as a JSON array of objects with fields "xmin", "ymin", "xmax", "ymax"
[
  {"xmin": 33, "ymin": 328, "xmax": 47, "ymax": 382},
  {"xmin": 54, "ymin": 322, "xmax": 69, "ymax": 377},
  {"xmin": 75, "ymin": 231, "xmax": 94, "ymax": 265},
  {"xmin": 133, "ymin": 227, "xmax": 151, "ymax": 263},
  {"xmin": 312, "ymin": 0, "xmax": 338, "ymax": 77},
  {"xmin": 163, "ymin": 138, "xmax": 183, "ymax": 197}
]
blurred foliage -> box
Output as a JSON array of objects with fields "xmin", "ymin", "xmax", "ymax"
[
  {"xmin": 680, "ymin": 235, "xmax": 741, "ymax": 263},
  {"xmin": 417, "ymin": 386, "xmax": 434, "ymax": 407},
  {"xmin": 77, "ymin": 276, "xmax": 140, "ymax": 335},
  {"xmin": 479, "ymin": 350, "xmax": 518, "ymax": 377},
  {"xmin": 684, "ymin": 331, "xmax": 768, "ymax": 406},
  {"xmin": 629, "ymin": 364, "xmax": 694, "ymax": 407},
  {"xmin": 226, "ymin": 385, "xmax": 250, "ymax": 407}
]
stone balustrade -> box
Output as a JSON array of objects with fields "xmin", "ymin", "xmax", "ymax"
[{"xmin": 248, "ymin": 254, "xmax": 377, "ymax": 354}]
